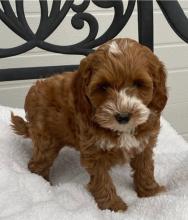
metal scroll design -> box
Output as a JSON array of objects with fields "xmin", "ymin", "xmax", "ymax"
[
  {"xmin": 0, "ymin": 0, "xmax": 188, "ymax": 60},
  {"xmin": 157, "ymin": 0, "xmax": 188, "ymax": 44},
  {"xmin": 0, "ymin": 0, "xmax": 136, "ymax": 58}
]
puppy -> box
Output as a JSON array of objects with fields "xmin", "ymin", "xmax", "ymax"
[{"xmin": 11, "ymin": 38, "xmax": 167, "ymax": 212}]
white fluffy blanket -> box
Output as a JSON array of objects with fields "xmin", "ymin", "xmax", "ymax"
[{"xmin": 0, "ymin": 105, "xmax": 188, "ymax": 220}]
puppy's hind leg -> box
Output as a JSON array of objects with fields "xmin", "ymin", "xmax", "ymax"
[{"xmin": 28, "ymin": 136, "xmax": 62, "ymax": 182}]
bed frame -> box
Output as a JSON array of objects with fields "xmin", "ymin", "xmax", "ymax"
[{"xmin": 0, "ymin": 0, "xmax": 188, "ymax": 81}]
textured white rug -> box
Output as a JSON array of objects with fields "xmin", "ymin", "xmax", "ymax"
[{"xmin": 0, "ymin": 105, "xmax": 188, "ymax": 220}]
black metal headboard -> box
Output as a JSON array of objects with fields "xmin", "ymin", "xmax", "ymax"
[{"xmin": 0, "ymin": 0, "xmax": 188, "ymax": 81}]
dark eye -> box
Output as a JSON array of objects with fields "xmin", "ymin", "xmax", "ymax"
[
  {"xmin": 97, "ymin": 83, "xmax": 110, "ymax": 91},
  {"xmin": 133, "ymin": 80, "xmax": 144, "ymax": 88}
]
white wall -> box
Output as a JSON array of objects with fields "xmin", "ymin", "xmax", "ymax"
[{"xmin": 0, "ymin": 1, "xmax": 188, "ymax": 142}]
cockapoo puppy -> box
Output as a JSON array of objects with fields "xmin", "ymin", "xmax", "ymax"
[{"xmin": 11, "ymin": 38, "xmax": 167, "ymax": 212}]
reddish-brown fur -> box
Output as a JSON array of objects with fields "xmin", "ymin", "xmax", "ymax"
[{"xmin": 11, "ymin": 38, "xmax": 167, "ymax": 212}]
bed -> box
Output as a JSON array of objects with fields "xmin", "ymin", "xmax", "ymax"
[{"xmin": 0, "ymin": 1, "xmax": 188, "ymax": 219}]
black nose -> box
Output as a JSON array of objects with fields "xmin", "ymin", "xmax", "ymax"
[{"xmin": 115, "ymin": 113, "xmax": 130, "ymax": 124}]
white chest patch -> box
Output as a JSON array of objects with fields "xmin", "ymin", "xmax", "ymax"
[
  {"xmin": 96, "ymin": 133, "xmax": 149, "ymax": 151},
  {"xmin": 118, "ymin": 133, "xmax": 139, "ymax": 150},
  {"xmin": 96, "ymin": 138, "xmax": 115, "ymax": 150}
]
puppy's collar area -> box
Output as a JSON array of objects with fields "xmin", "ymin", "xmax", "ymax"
[
  {"xmin": 97, "ymin": 130, "xmax": 140, "ymax": 151},
  {"xmin": 117, "ymin": 127, "xmax": 135, "ymax": 136}
]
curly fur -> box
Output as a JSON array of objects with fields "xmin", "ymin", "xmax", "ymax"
[{"xmin": 11, "ymin": 38, "xmax": 167, "ymax": 212}]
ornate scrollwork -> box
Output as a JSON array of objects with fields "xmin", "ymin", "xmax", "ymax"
[
  {"xmin": 0, "ymin": 0, "xmax": 136, "ymax": 58},
  {"xmin": 1, "ymin": 0, "xmax": 187, "ymax": 59},
  {"xmin": 157, "ymin": 0, "xmax": 188, "ymax": 43}
]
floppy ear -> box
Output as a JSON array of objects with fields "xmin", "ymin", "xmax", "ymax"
[
  {"xmin": 73, "ymin": 54, "xmax": 95, "ymax": 116},
  {"xmin": 148, "ymin": 56, "xmax": 168, "ymax": 113},
  {"xmin": 78, "ymin": 53, "xmax": 96, "ymax": 86}
]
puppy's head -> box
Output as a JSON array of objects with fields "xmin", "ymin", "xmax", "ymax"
[{"xmin": 78, "ymin": 38, "xmax": 167, "ymax": 133}]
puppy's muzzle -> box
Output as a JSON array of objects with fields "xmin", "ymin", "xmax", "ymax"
[{"xmin": 115, "ymin": 113, "xmax": 131, "ymax": 124}]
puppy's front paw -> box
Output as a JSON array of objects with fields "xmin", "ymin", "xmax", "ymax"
[
  {"xmin": 97, "ymin": 196, "xmax": 128, "ymax": 212},
  {"xmin": 136, "ymin": 184, "xmax": 166, "ymax": 198}
]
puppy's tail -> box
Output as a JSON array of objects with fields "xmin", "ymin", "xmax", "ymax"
[{"xmin": 11, "ymin": 112, "xmax": 29, "ymax": 138}]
